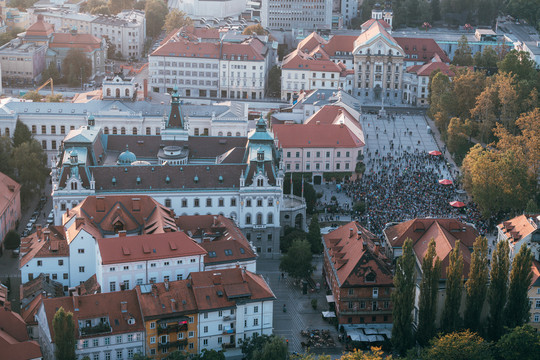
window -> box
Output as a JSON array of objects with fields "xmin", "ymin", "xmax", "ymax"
[
  {"xmin": 116, "ymin": 335, "xmax": 122, "ymax": 343},
  {"xmin": 204, "ymin": 326, "xmax": 208, "ymax": 333},
  {"xmin": 218, "ymin": 310, "xmax": 223, "ymax": 317},
  {"xmin": 104, "ymin": 337, "xmax": 110, "ymax": 345},
  {"xmin": 348, "ymin": 289, "xmax": 354, "ymax": 295},
  {"xmin": 79, "ymin": 266, "xmax": 85, "ymax": 272},
  {"xmin": 254, "ymin": 306, "xmax": 259, "ymax": 313},
  {"xmin": 181, "ymin": 199, "xmax": 187, "ymax": 207},
  {"xmin": 116, "ymin": 350, "xmax": 122, "ymax": 360},
  {"xmin": 41, "ymin": 125, "xmax": 46, "ymax": 134},
  {"xmin": 194, "ymin": 198, "xmax": 200, "ymax": 207},
  {"xmin": 267, "ymin": 213, "xmax": 273, "ymax": 224},
  {"xmin": 535, "ymin": 314, "xmax": 540, "ymax": 322},
  {"xmin": 78, "ymin": 249, "xmax": 85, "ymax": 254},
  {"xmin": 203, "ymin": 339, "xmax": 208, "ymax": 346},
  {"xmin": 189, "ymin": 316, "xmax": 194, "ymax": 323},
  {"xmin": 348, "ymin": 302, "xmax": 354, "ymax": 309},
  {"xmin": 93, "ymin": 339, "xmax": 99, "ymax": 347},
  {"xmin": 110, "ymin": 282, "xmax": 116, "ymax": 292},
  {"xmin": 246, "ymin": 214, "xmax": 251, "ymax": 224},
  {"xmin": 231, "ymin": 198, "xmax": 237, "ymax": 206},
  {"xmin": 83, "ymin": 340, "xmax": 89, "ymax": 348},
  {"xmin": 150, "ymin": 322, "xmax": 156, "ymax": 329},
  {"xmin": 165, "ymin": 199, "xmax": 171, "ymax": 207},
  {"xmin": 206, "ymin": 198, "xmax": 212, "ymax": 207},
  {"xmin": 63, "ymin": 273, "xmax": 68, "ymax": 279},
  {"xmin": 105, "ymin": 352, "xmax": 111, "ymax": 360},
  {"xmin": 268, "ymin": 198, "xmax": 273, "ymax": 206},
  {"xmin": 189, "ymin": 343, "xmax": 194, "ymax": 349},
  {"xmin": 536, "ymin": 300, "xmax": 540, "ymax": 309},
  {"xmin": 246, "ymin": 199, "xmax": 252, "ymax": 207},
  {"xmin": 188, "ymin": 331, "xmax": 194, "ymax": 338},
  {"xmin": 128, "ymin": 349, "xmax": 134, "ymax": 359},
  {"xmin": 373, "ymin": 288, "xmax": 379, "ymax": 298},
  {"xmin": 37, "ymin": 260, "xmax": 42, "ymax": 266},
  {"xmin": 253, "ymin": 318, "xmax": 259, "ymax": 326},
  {"xmin": 160, "ymin": 335, "xmax": 168, "ymax": 344}
]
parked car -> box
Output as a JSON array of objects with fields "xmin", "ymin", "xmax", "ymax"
[
  {"xmin": 25, "ymin": 223, "xmax": 34, "ymax": 233},
  {"xmin": 47, "ymin": 210, "xmax": 54, "ymax": 225},
  {"xmin": 12, "ymin": 247, "xmax": 19, "ymax": 257}
]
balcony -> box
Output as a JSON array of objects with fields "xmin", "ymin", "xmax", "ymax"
[
  {"xmin": 79, "ymin": 322, "xmax": 112, "ymax": 337},
  {"xmin": 222, "ymin": 326, "xmax": 235, "ymax": 334},
  {"xmin": 223, "ymin": 315, "xmax": 236, "ymax": 321},
  {"xmin": 253, "ymin": 224, "xmax": 266, "ymax": 229},
  {"xmin": 222, "ymin": 342, "xmax": 236, "ymax": 349},
  {"xmin": 157, "ymin": 322, "xmax": 188, "ymax": 335},
  {"xmin": 158, "ymin": 339, "xmax": 188, "ymax": 351}
]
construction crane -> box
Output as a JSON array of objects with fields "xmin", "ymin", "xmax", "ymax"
[{"xmin": 36, "ymin": 78, "xmax": 54, "ymax": 96}]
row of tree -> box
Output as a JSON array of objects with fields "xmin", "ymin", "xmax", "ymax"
[
  {"xmin": 0, "ymin": 121, "xmax": 48, "ymax": 204},
  {"xmin": 392, "ymin": 237, "xmax": 534, "ymax": 355}
]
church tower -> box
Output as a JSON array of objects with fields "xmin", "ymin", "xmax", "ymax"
[{"xmin": 160, "ymin": 87, "xmax": 189, "ymax": 141}]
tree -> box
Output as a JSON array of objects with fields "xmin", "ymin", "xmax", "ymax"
[
  {"xmin": 241, "ymin": 334, "xmax": 278, "ymax": 360},
  {"xmin": 252, "ymin": 335, "xmax": 287, "ymax": 360},
  {"xmin": 441, "ymin": 240, "xmax": 464, "ymax": 333},
  {"xmin": 41, "ymin": 61, "xmax": 61, "ymax": 83},
  {"xmin": 267, "ymin": 65, "xmax": 281, "ymax": 98},
  {"xmin": 280, "ymin": 227, "xmax": 307, "ymax": 253},
  {"xmin": 446, "ymin": 117, "xmax": 471, "ymax": 164},
  {"xmin": 243, "ymin": 24, "xmax": 267, "ymax": 35},
  {"xmin": 13, "ymin": 119, "xmax": 33, "ymax": 147},
  {"xmin": 145, "ymin": 0, "xmax": 168, "ymax": 38},
  {"xmin": 496, "ymin": 325, "xmax": 540, "ymax": 360},
  {"xmin": 498, "ymin": 50, "xmax": 537, "ymax": 83},
  {"xmin": 10, "ymin": 140, "xmax": 49, "ymax": 202},
  {"xmin": 416, "ymin": 239, "xmax": 441, "ymax": 345},
  {"xmin": 164, "ymin": 9, "xmax": 193, "ymax": 33},
  {"xmin": 487, "ymin": 240, "xmax": 510, "ymax": 340},
  {"xmin": 22, "ymin": 91, "xmax": 44, "ymax": 102},
  {"xmin": 134, "ymin": 0, "xmax": 146, "ymax": 10},
  {"xmin": 464, "ymin": 236, "xmax": 489, "ymax": 333},
  {"xmin": 391, "ymin": 238, "xmax": 416, "ymax": 355},
  {"xmin": 62, "ymin": 48, "xmax": 92, "ymax": 87},
  {"xmin": 279, "ymin": 239, "xmax": 314, "ymax": 280},
  {"xmin": 108, "ymin": 0, "xmax": 135, "ymax": 14},
  {"xmin": 164, "ymin": 351, "xmax": 188, "ymax": 360},
  {"xmin": 3, "ymin": 230, "xmax": 20, "ymax": 250},
  {"xmin": 283, "ymin": 174, "xmax": 316, "ymax": 213},
  {"xmin": 307, "ymin": 214, "xmax": 323, "ymax": 254},
  {"xmin": 192, "ymin": 349, "xmax": 225, "ymax": 360},
  {"xmin": 0, "ymin": 27, "xmax": 22, "ymax": 47},
  {"xmin": 431, "ymin": 0, "xmax": 441, "ymax": 21},
  {"xmin": 0, "ymin": 136, "xmax": 13, "ymax": 177},
  {"xmin": 504, "ymin": 245, "xmax": 533, "ymax": 328},
  {"xmin": 339, "ymin": 347, "xmax": 392, "ymax": 359},
  {"xmin": 423, "ymin": 330, "xmax": 492, "ymax": 360},
  {"xmin": 453, "ymin": 35, "xmax": 473, "ymax": 66},
  {"xmin": 473, "ymin": 46, "xmax": 498, "ymax": 70},
  {"xmin": 53, "ymin": 307, "xmax": 76, "ymax": 360}
]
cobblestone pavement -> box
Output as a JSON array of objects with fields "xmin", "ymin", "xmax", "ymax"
[{"xmin": 257, "ymin": 257, "xmax": 345, "ymax": 358}]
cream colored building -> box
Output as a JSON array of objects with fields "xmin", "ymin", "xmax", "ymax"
[{"xmin": 530, "ymin": 260, "xmax": 540, "ymax": 330}]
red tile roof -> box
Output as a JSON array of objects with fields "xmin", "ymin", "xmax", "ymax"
[
  {"xmin": 297, "ymin": 32, "xmax": 327, "ymax": 53},
  {"xmin": 151, "ymin": 40, "xmax": 221, "ymax": 58},
  {"xmin": 25, "ymin": 15, "xmax": 54, "ymax": 37},
  {"xmin": 407, "ymin": 61, "xmax": 454, "ymax": 77},
  {"xmin": 361, "ymin": 18, "xmax": 391, "ymax": 30},
  {"xmin": 0, "ymin": 307, "xmax": 43, "ymax": 360},
  {"xmin": 19, "ymin": 226, "xmax": 68, "ymax": 267},
  {"xmin": 282, "ymin": 49, "xmax": 343, "ymax": 72},
  {"xmin": 50, "ymin": 32, "xmax": 102, "ymax": 53},
  {"xmin": 42, "ymin": 289, "xmax": 144, "ymax": 342},
  {"xmin": 384, "ymin": 218, "xmax": 478, "ymax": 279},
  {"xmin": 136, "ymin": 280, "xmax": 198, "ymax": 319},
  {"xmin": 498, "ymin": 214, "xmax": 539, "ymax": 243},
  {"xmin": 273, "ymin": 123, "xmax": 364, "ymax": 148},
  {"xmin": 324, "ymin": 35, "xmax": 358, "ymax": 56},
  {"xmin": 221, "ymin": 38, "xmax": 267, "ymax": 61},
  {"xmin": 97, "ymin": 232, "xmax": 206, "ymax": 265},
  {"xmin": 395, "ymin": 37, "xmax": 450, "ymax": 63},
  {"xmin": 190, "ymin": 268, "xmax": 274, "ymax": 311},
  {"xmin": 176, "ymin": 215, "xmax": 257, "ymax": 266},
  {"xmin": 531, "ymin": 260, "xmax": 540, "ymax": 289},
  {"xmin": 0, "ymin": 172, "xmax": 20, "ymax": 217},
  {"xmin": 323, "ymin": 221, "xmax": 393, "ymax": 287}
]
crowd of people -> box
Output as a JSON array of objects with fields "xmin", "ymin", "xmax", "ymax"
[{"xmin": 340, "ymin": 150, "xmax": 489, "ymax": 237}]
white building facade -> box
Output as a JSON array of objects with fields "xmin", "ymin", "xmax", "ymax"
[{"xmin": 261, "ymin": 0, "xmax": 333, "ymax": 31}]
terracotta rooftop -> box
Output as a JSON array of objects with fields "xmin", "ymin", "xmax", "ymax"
[
  {"xmin": 323, "ymin": 221, "xmax": 393, "ymax": 287},
  {"xmin": 20, "ymin": 273, "xmax": 64, "ymax": 307},
  {"xmin": 176, "ymin": 215, "xmax": 257, "ymax": 266},
  {"xmin": 75, "ymin": 274, "xmax": 101, "ymax": 296},
  {"xmin": 384, "ymin": 218, "xmax": 478, "ymax": 279},
  {"xmin": 136, "ymin": 280, "xmax": 197, "ymax": 319},
  {"xmin": 531, "ymin": 260, "xmax": 540, "ymax": 289},
  {"xmin": 19, "ymin": 225, "xmax": 68, "ymax": 267},
  {"xmin": 97, "ymin": 232, "xmax": 206, "ymax": 265},
  {"xmin": 395, "ymin": 37, "xmax": 450, "ymax": 63},
  {"xmin": 361, "ymin": 18, "xmax": 391, "ymax": 30},
  {"xmin": 406, "ymin": 61, "xmax": 454, "ymax": 77},
  {"xmin": 273, "ymin": 122, "xmax": 364, "ymax": 148},
  {"xmin": 498, "ymin": 214, "xmax": 539, "ymax": 243},
  {"xmin": 25, "ymin": 14, "xmax": 54, "ymax": 37},
  {"xmin": 0, "ymin": 307, "xmax": 42, "ymax": 360},
  {"xmin": 190, "ymin": 268, "xmax": 274, "ymax": 311},
  {"xmin": 50, "ymin": 32, "xmax": 102, "ymax": 52},
  {"xmin": 282, "ymin": 49, "xmax": 344, "ymax": 72},
  {"xmin": 0, "ymin": 172, "xmax": 20, "ymax": 216},
  {"xmin": 42, "ymin": 289, "xmax": 144, "ymax": 342}
]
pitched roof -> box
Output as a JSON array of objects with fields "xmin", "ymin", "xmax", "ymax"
[
  {"xmin": 190, "ymin": 268, "xmax": 274, "ymax": 311},
  {"xmin": 176, "ymin": 215, "xmax": 257, "ymax": 266},
  {"xmin": 406, "ymin": 61, "xmax": 454, "ymax": 77},
  {"xmin": 20, "ymin": 273, "xmax": 64, "ymax": 307},
  {"xmin": 323, "ymin": 221, "xmax": 393, "ymax": 287},
  {"xmin": 19, "ymin": 226, "xmax": 68, "ymax": 267},
  {"xmin": 282, "ymin": 49, "xmax": 343, "ymax": 72},
  {"xmin": 0, "ymin": 171, "xmax": 20, "ymax": 216},
  {"xmin": 354, "ymin": 20, "xmax": 398, "ymax": 49},
  {"xmin": 50, "ymin": 32, "xmax": 102, "ymax": 52},
  {"xmin": 25, "ymin": 15, "xmax": 54, "ymax": 37},
  {"xmin": 361, "ymin": 18, "xmax": 391, "ymax": 30},
  {"xmin": 324, "ymin": 35, "xmax": 358, "ymax": 56},
  {"xmin": 97, "ymin": 232, "xmax": 206, "ymax": 265},
  {"xmin": 273, "ymin": 123, "xmax": 364, "ymax": 148},
  {"xmin": 498, "ymin": 214, "xmax": 539, "ymax": 243},
  {"xmin": 151, "ymin": 40, "xmax": 221, "ymax": 58},
  {"xmin": 42, "ymin": 289, "xmax": 144, "ymax": 342},
  {"xmin": 395, "ymin": 37, "xmax": 451, "ymax": 63},
  {"xmin": 75, "ymin": 274, "xmax": 101, "ymax": 296},
  {"xmin": 531, "ymin": 260, "xmax": 540, "ymax": 289},
  {"xmin": 136, "ymin": 280, "xmax": 198, "ymax": 319},
  {"xmin": 221, "ymin": 37, "xmax": 267, "ymax": 61},
  {"xmin": 0, "ymin": 308, "xmax": 42, "ymax": 360}
]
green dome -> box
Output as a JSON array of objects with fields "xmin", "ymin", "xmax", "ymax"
[{"xmin": 117, "ymin": 145, "xmax": 136, "ymax": 165}]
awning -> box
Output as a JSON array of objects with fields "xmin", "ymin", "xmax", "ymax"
[
  {"xmin": 322, "ymin": 311, "xmax": 336, "ymax": 318},
  {"xmin": 326, "ymin": 295, "xmax": 335, "ymax": 303}
]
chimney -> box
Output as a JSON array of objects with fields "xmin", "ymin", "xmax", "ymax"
[
  {"xmin": 118, "ymin": 230, "xmax": 127, "ymax": 237},
  {"xmin": 143, "ymin": 78, "xmax": 148, "ymax": 99},
  {"xmin": 349, "ymin": 228, "xmax": 354, "ymax": 238},
  {"xmin": 212, "ymin": 273, "xmax": 222, "ymax": 285},
  {"xmin": 66, "ymin": 208, "xmax": 70, "ymax": 217},
  {"xmin": 120, "ymin": 301, "xmax": 128, "ymax": 313},
  {"xmin": 151, "ymin": 284, "xmax": 158, "ymax": 297},
  {"xmin": 36, "ymin": 225, "xmax": 43, "ymax": 239},
  {"xmin": 213, "ymin": 216, "xmax": 217, "ymax": 226},
  {"xmin": 73, "ymin": 294, "xmax": 79, "ymax": 312},
  {"xmin": 43, "ymin": 229, "xmax": 50, "ymax": 242},
  {"xmin": 75, "ymin": 217, "xmax": 85, "ymax": 229}
]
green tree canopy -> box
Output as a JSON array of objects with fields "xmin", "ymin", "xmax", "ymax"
[
  {"xmin": 416, "ymin": 239, "xmax": 441, "ymax": 345},
  {"xmin": 279, "ymin": 239, "xmax": 314, "ymax": 280},
  {"xmin": 498, "ymin": 50, "xmax": 537, "ymax": 83},
  {"xmin": 267, "ymin": 65, "xmax": 281, "ymax": 98},
  {"xmin": 453, "ymin": 35, "xmax": 473, "ymax": 66},
  {"xmin": 487, "ymin": 239, "xmax": 510, "ymax": 340},
  {"xmin": 3, "ymin": 230, "xmax": 20, "ymax": 250},
  {"xmin": 163, "ymin": 9, "xmax": 193, "ymax": 33},
  {"xmin": 307, "ymin": 214, "xmax": 323, "ymax": 254},
  {"xmin": 252, "ymin": 335, "xmax": 288, "ymax": 360},
  {"xmin": 441, "ymin": 240, "xmax": 464, "ymax": 333},
  {"xmin": 241, "ymin": 334, "xmax": 278, "ymax": 360},
  {"xmin": 0, "ymin": 136, "xmax": 13, "ymax": 177},
  {"xmin": 53, "ymin": 307, "xmax": 76, "ymax": 360},
  {"xmin": 391, "ymin": 238, "xmax": 416, "ymax": 355},
  {"xmin": 62, "ymin": 48, "xmax": 92, "ymax": 87},
  {"xmin": 145, "ymin": 0, "xmax": 168, "ymax": 38},
  {"xmin": 496, "ymin": 325, "xmax": 540, "ymax": 360},
  {"xmin": 13, "ymin": 119, "xmax": 33, "ymax": 147},
  {"xmin": 41, "ymin": 61, "xmax": 61, "ymax": 83},
  {"xmin": 504, "ymin": 245, "xmax": 533, "ymax": 328},
  {"xmin": 192, "ymin": 349, "xmax": 225, "ymax": 360},
  {"xmin": 10, "ymin": 139, "xmax": 48, "ymax": 202},
  {"xmin": 280, "ymin": 227, "xmax": 307, "ymax": 253},
  {"xmin": 242, "ymin": 24, "xmax": 268, "ymax": 35},
  {"xmin": 423, "ymin": 330, "xmax": 492, "ymax": 360},
  {"xmin": 22, "ymin": 91, "xmax": 44, "ymax": 102},
  {"xmin": 464, "ymin": 236, "xmax": 489, "ymax": 333},
  {"xmin": 107, "ymin": 0, "xmax": 135, "ymax": 14}
]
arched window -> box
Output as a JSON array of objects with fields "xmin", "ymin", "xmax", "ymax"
[
  {"xmin": 227, "ymin": 132, "xmax": 232, "ymax": 136},
  {"xmin": 267, "ymin": 213, "xmax": 273, "ymax": 224},
  {"xmin": 125, "ymin": 89, "xmax": 130, "ymax": 97},
  {"xmin": 245, "ymin": 214, "xmax": 251, "ymax": 224},
  {"xmin": 106, "ymin": 88, "xmax": 111, "ymax": 96},
  {"xmin": 104, "ymin": 127, "xmax": 109, "ymax": 134},
  {"xmin": 132, "ymin": 127, "xmax": 137, "ymax": 135},
  {"xmin": 235, "ymin": 132, "xmax": 240, "ymax": 136},
  {"xmin": 121, "ymin": 127, "xmax": 126, "ymax": 135},
  {"xmin": 146, "ymin": 127, "xmax": 151, "ymax": 135},
  {"xmin": 257, "ymin": 178, "xmax": 263, "ymax": 187},
  {"xmin": 112, "ymin": 127, "xmax": 117, "ymax": 134},
  {"xmin": 366, "ymin": 272, "xmax": 376, "ymax": 282},
  {"xmin": 256, "ymin": 213, "xmax": 263, "ymax": 225},
  {"xmin": 5, "ymin": 128, "xmax": 9, "ymax": 137},
  {"xmin": 71, "ymin": 182, "xmax": 78, "ymax": 190},
  {"xmin": 218, "ymin": 131, "xmax": 223, "ymax": 136},
  {"xmin": 116, "ymin": 88, "xmax": 120, "ymax": 98}
]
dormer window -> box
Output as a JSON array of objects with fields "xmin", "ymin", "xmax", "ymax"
[{"xmin": 366, "ymin": 272, "xmax": 376, "ymax": 283}]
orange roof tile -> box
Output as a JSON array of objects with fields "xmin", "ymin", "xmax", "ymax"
[
  {"xmin": 282, "ymin": 49, "xmax": 343, "ymax": 72},
  {"xmin": 531, "ymin": 260, "xmax": 540, "ymax": 289},
  {"xmin": 136, "ymin": 280, "xmax": 197, "ymax": 319},
  {"xmin": 323, "ymin": 221, "xmax": 393, "ymax": 287},
  {"xmin": 273, "ymin": 123, "xmax": 364, "ymax": 148},
  {"xmin": 19, "ymin": 226, "xmax": 68, "ymax": 267},
  {"xmin": 50, "ymin": 32, "xmax": 102, "ymax": 53},
  {"xmin": 406, "ymin": 61, "xmax": 454, "ymax": 77},
  {"xmin": 395, "ymin": 37, "xmax": 451, "ymax": 63},
  {"xmin": 25, "ymin": 15, "xmax": 54, "ymax": 37},
  {"xmin": 0, "ymin": 172, "xmax": 20, "ymax": 216},
  {"xmin": 497, "ymin": 214, "xmax": 538, "ymax": 243},
  {"xmin": 151, "ymin": 40, "xmax": 220, "ymax": 58},
  {"xmin": 97, "ymin": 232, "xmax": 206, "ymax": 265}
]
